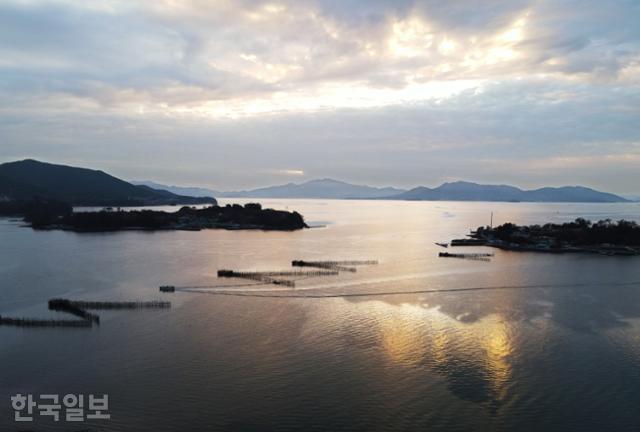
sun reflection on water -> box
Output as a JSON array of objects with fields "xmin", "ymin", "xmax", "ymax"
[
  {"xmin": 479, "ymin": 318, "xmax": 513, "ymax": 401},
  {"xmin": 364, "ymin": 300, "xmax": 516, "ymax": 403},
  {"xmin": 377, "ymin": 303, "xmax": 432, "ymax": 367}
]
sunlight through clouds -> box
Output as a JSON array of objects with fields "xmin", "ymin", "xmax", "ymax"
[{"xmin": 0, "ymin": 0, "xmax": 638, "ymax": 191}]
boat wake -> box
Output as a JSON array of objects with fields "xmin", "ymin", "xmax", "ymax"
[{"xmin": 174, "ymin": 280, "xmax": 640, "ymax": 299}]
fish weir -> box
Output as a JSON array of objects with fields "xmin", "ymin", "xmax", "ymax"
[
  {"xmin": 218, "ymin": 270, "xmax": 338, "ymax": 278},
  {"xmin": 1, "ymin": 299, "xmax": 172, "ymax": 329},
  {"xmin": 214, "ymin": 260, "xmax": 379, "ymax": 289},
  {"xmin": 48, "ymin": 299, "xmax": 100, "ymax": 324},
  {"xmin": 290, "ymin": 260, "xmax": 373, "ymax": 272},
  {"xmin": 61, "ymin": 300, "xmax": 171, "ymax": 310},
  {"xmin": 292, "ymin": 260, "xmax": 378, "ymax": 266},
  {"xmin": 217, "ymin": 270, "xmax": 298, "ymax": 287},
  {"xmin": 438, "ymin": 252, "xmax": 493, "ymax": 262},
  {"xmin": 0, "ymin": 316, "xmax": 93, "ymax": 328}
]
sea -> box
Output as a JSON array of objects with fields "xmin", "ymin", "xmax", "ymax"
[{"xmin": 1, "ymin": 199, "xmax": 640, "ymax": 431}]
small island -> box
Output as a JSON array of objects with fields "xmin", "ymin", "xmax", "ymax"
[
  {"xmin": 0, "ymin": 161, "xmax": 309, "ymax": 231},
  {"xmin": 473, "ymin": 218, "xmax": 640, "ymax": 255},
  {"xmin": 1, "ymin": 200, "xmax": 308, "ymax": 231}
]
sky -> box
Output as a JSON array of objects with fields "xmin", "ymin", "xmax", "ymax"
[{"xmin": 1, "ymin": 0, "xmax": 639, "ymax": 193}]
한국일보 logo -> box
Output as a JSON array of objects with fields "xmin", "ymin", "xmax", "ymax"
[{"xmin": 10, "ymin": 393, "xmax": 110, "ymax": 423}]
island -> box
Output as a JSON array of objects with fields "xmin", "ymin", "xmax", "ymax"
[
  {"xmin": 0, "ymin": 159, "xmax": 308, "ymax": 231},
  {"xmin": 1, "ymin": 201, "xmax": 307, "ymax": 232},
  {"xmin": 472, "ymin": 218, "xmax": 640, "ymax": 255}
]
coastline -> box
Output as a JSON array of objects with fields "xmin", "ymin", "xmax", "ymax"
[
  {"xmin": 1, "ymin": 201, "xmax": 308, "ymax": 232},
  {"xmin": 471, "ymin": 219, "xmax": 640, "ymax": 256}
]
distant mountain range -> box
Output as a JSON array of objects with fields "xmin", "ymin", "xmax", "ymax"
[
  {"xmin": 0, "ymin": 160, "xmax": 216, "ymax": 206},
  {"xmin": 133, "ymin": 178, "xmax": 403, "ymax": 199},
  {"xmin": 0, "ymin": 159, "xmax": 626, "ymax": 205},
  {"xmin": 219, "ymin": 178, "xmax": 406, "ymax": 199},
  {"xmin": 131, "ymin": 180, "xmax": 219, "ymax": 198},
  {"xmin": 390, "ymin": 181, "xmax": 627, "ymax": 202},
  {"xmin": 143, "ymin": 178, "xmax": 627, "ymax": 203}
]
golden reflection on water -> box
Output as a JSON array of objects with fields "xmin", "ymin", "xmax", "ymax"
[
  {"xmin": 377, "ymin": 303, "xmax": 432, "ymax": 367},
  {"xmin": 368, "ymin": 301, "xmax": 514, "ymax": 402},
  {"xmin": 479, "ymin": 318, "xmax": 513, "ymax": 401}
]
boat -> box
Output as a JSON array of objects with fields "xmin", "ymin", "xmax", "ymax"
[{"xmin": 435, "ymin": 242, "xmax": 449, "ymax": 248}]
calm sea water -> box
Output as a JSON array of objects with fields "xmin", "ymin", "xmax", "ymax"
[{"xmin": 1, "ymin": 199, "xmax": 640, "ymax": 431}]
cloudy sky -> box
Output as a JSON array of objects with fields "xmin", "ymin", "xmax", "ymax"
[{"xmin": 1, "ymin": 0, "xmax": 639, "ymax": 193}]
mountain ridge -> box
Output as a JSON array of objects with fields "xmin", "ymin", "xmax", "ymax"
[
  {"xmin": 1, "ymin": 159, "xmax": 625, "ymax": 204},
  {"xmin": 390, "ymin": 180, "xmax": 627, "ymax": 203},
  {"xmin": 218, "ymin": 178, "xmax": 406, "ymax": 199},
  {"xmin": 131, "ymin": 180, "xmax": 220, "ymax": 198},
  {"xmin": 134, "ymin": 178, "xmax": 627, "ymax": 202},
  {"xmin": 0, "ymin": 159, "xmax": 216, "ymax": 206}
]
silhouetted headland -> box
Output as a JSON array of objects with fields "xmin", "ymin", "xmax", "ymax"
[
  {"xmin": 0, "ymin": 202, "xmax": 308, "ymax": 232},
  {"xmin": 0, "ymin": 159, "xmax": 216, "ymax": 206},
  {"xmin": 474, "ymin": 218, "xmax": 640, "ymax": 255}
]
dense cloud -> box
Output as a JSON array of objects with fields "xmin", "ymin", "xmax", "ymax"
[{"xmin": 1, "ymin": 0, "xmax": 639, "ymax": 192}]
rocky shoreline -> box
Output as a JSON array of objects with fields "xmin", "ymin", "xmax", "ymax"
[
  {"xmin": 1, "ymin": 201, "xmax": 308, "ymax": 232},
  {"xmin": 472, "ymin": 218, "xmax": 640, "ymax": 256}
]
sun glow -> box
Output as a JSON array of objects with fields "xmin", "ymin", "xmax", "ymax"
[
  {"xmin": 388, "ymin": 18, "xmax": 434, "ymax": 58},
  {"xmin": 166, "ymin": 79, "xmax": 483, "ymax": 119},
  {"xmin": 438, "ymin": 38, "xmax": 457, "ymax": 55},
  {"xmin": 108, "ymin": 13, "xmax": 537, "ymax": 119}
]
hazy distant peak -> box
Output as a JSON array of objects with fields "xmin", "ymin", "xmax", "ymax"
[
  {"xmin": 131, "ymin": 180, "xmax": 219, "ymax": 198},
  {"xmin": 391, "ymin": 181, "xmax": 627, "ymax": 203},
  {"xmin": 305, "ymin": 178, "xmax": 349, "ymax": 185},
  {"xmin": 218, "ymin": 178, "xmax": 407, "ymax": 199},
  {"xmin": 439, "ymin": 181, "xmax": 522, "ymax": 190}
]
